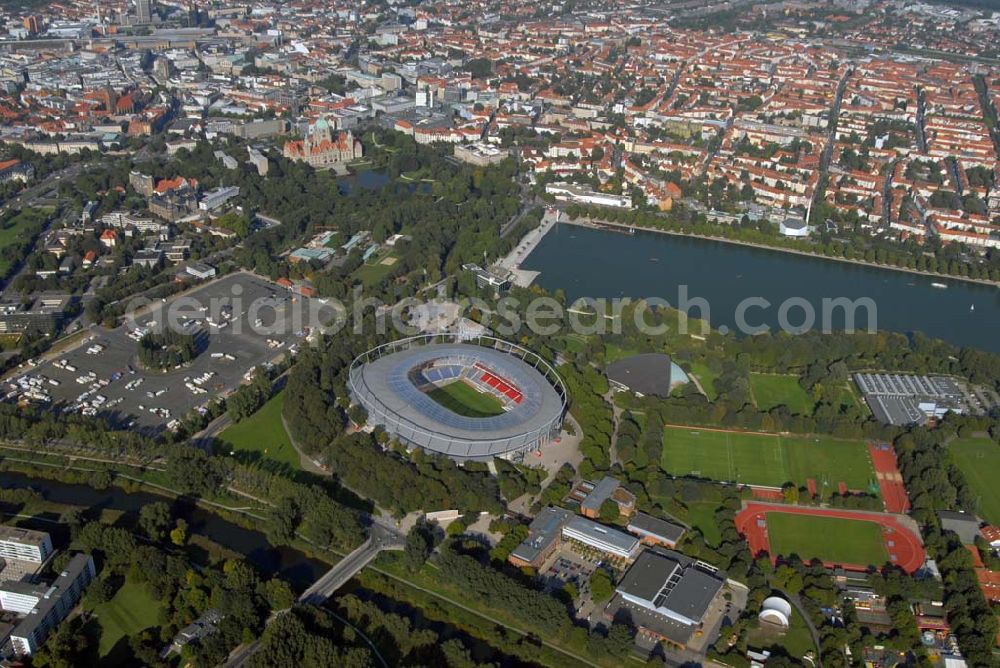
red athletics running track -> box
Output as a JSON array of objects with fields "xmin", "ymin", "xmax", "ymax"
[
  {"xmin": 735, "ymin": 502, "xmax": 925, "ymax": 574},
  {"xmin": 868, "ymin": 442, "xmax": 911, "ymax": 514}
]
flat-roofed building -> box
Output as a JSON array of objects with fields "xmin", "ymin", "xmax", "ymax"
[
  {"xmin": 561, "ymin": 516, "xmax": 640, "ymax": 561},
  {"xmin": 0, "ymin": 527, "xmax": 52, "ymax": 565},
  {"xmin": 579, "ymin": 476, "xmax": 636, "ymax": 519},
  {"xmin": 509, "ymin": 507, "xmax": 572, "ymax": 568},
  {"xmin": 627, "ymin": 512, "xmax": 686, "ymax": 548},
  {"xmin": 0, "ymin": 294, "xmax": 71, "ymax": 335},
  {"xmin": 462, "ymin": 263, "xmax": 512, "ymax": 293},
  {"xmin": 5, "ymin": 553, "xmax": 96, "ymax": 656},
  {"xmin": 612, "ymin": 548, "xmax": 725, "ymax": 648},
  {"xmin": 454, "ymin": 142, "xmax": 508, "ymax": 166},
  {"xmin": 545, "ymin": 182, "xmax": 632, "ymax": 208}
]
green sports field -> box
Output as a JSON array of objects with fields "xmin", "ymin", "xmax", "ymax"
[
  {"xmin": 767, "ymin": 513, "xmax": 888, "ymax": 566},
  {"xmin": 749, "ymin": 374, "xmax": 814, "ymax": 414},
  {"xmin": 661, "ymin": 426, "xmax": 876, "ymax": 491},
  {"xmin": 428, "ymin": 381, "xmax": 505, "ymax": 417},
  {"xmin": 950, "ymin": 437, "xmax": 1000, "ymax": 525}
]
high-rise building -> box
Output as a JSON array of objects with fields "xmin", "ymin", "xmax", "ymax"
[
  {"xmin": 135, "ymin": 0, "xmax": 152, "ymax": 24},
  {"xmin": 4, "ymin": 554, "xmax": 96, "ymax": 656},
  {"xmin": 22, "ymin": 16, "xmax": 43, "ymax": 35},
  {"xmin": 0, "ymin": 527, "xmax": 52, "ymax": 565}
]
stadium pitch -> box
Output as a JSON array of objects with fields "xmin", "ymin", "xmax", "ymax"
[
  {"xmin": 428, "ymin": 381, "xmax": 506, "ymax": 418},
  {"xmin": 660, "ymin": 426, "xmax": 877, "ymax": 491}
]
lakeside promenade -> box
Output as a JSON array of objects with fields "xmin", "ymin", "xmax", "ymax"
[
  {"xmin": 498, "ymin": 208, "xmax": 560, "ymax": 287},
  {"xmin": 560, "ymin": 217, "xmax": 1000, "ymax": 289}
]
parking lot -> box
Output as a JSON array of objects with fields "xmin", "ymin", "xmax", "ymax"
[
  {"xmin": 536, "ymin": 546, "xmax": 606, "ymax": 623},
  {"xmin": 7, "ymin": 272, "xmax": 335, "ymax": 434}
]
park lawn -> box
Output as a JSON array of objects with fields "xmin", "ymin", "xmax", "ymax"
[
  {"xmin": 750, "ymin": 374, "xmax": 814, "ymax": 414},
  {"xmin": 604, "ymin": 343, "xmax": 638, "ymax": 363},
  {"xmin": 834, "ymin": 384, "xmax": 864, "ymax": 412},
  {"xmin": 748, "ymin": 605, "xmax": 815, "ymax": 658},
  {"xmin": 0, "ymin": 208, "xmax": 48, "ymax": 275},
  {"xmin": 558, "ymin": 334, "xmax": 587, "ymax": 354},
  {"xmin": 352, "ymin": 251, "xmax": 399, "ymax": 287},
  {"xmin": 767, "ymin": 513, "xmax": 888, "ymax": 567},
  {"xmin": 428, "ymin": 381, "xmax": 505, "ymax": 418},
  {"xmin": 219, "ymin": 392, "xmax": 301, "ymax": 470},
  {"xmin": 89, "ymin": 580, "xmax": 162, "ymax": 658},
  {"xmin": 688, "ymin": 361, "xmax": 719, "ymax": 400},
  {"xmin": 679, "ymin": 501, "xmax": 722, "ymax": 546},
  {"xmin": 950, "ymin": 437, "xmax": 1000, "ymax": 525},
  {"xmin": 661, "ymin": 426, "xmax": 876, "ymax": 492}
]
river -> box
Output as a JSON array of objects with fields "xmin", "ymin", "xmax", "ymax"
[
  {"xmin": 520, "ymin": 224, "xmax": 1000, "ymax": 354},
  {"xmin": 0, "ymin": 472, "xmax": 328, "ymax": 587}
]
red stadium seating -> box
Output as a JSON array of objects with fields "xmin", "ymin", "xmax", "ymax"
[{"xmin": 473, "ymin": 364, "xmax": 523, "ymax": 404}]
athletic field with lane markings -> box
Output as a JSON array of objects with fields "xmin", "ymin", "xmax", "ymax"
[
  {"xmin": 661, "ymin": 425, "xmax": 877, "ymax": 491},
  {"xmin": 736, "ymin": 502, "xmax": 925, "ymax": 573}
]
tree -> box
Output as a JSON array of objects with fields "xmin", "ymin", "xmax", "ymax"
[
  {"xmin": 265, "ymin": 498, "xmax": 298, "ymax": 545},
  {"xmin": 782, "ymin": 483, "xmax": 800, "ymax": 504},
  {"xmin": 31, "ymin": 616, "xmax": 91, "ymax": 667},
  {"xmin": 262, "ymin": 578, "xmax": 295, "ymax": 611},
  {"xmin": 598, "ymin": 498, "xmax": 620, "ymax": 523},
  {"xmin": 402, "ymin": 522, "xmax": 434, "ymax": 572},
  {"xmin": 773, "ymin": 565, "xmax": 803, "ymax": 595},
  {"xmin": 227, "ymin": 368, "xmax": 271, "ymax": 422},
  {"xmin": 166, "ymin": 447, "xmax": 225, "ymax": 496},
  {"xmin": 605, "ymin": 622, "xmax": 634, "ymax": 659},
  {"xmin": 138, "ymin": 502, "xmax": 172, "ymax": 542},
  {"xmin": 89, "ymin": 469, "xmax": 113, "ymax": 489},
  {"xmin": 138, "ymin": 330, "xmax": 197, "ymax": 370},
  {"xmin": 85, "ymin": 577, "xmax": 115, "ymax": 606},
  {"xmin": 590, "ymin": 568, "xmax": 615, "ymax": 603},
  {"xmin": 170, "ymin": 518, "xmax": 188, "ymax": 546}
]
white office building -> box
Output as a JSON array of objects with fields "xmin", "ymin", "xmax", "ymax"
[
  {"xmin": 561, "ymin": 517, "xmax": 640, "ymax": 560},
  {"xmin": 0, "ymin": 527, "xmax": 52, "ymax": 564}
]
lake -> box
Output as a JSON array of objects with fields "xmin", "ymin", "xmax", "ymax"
[
  {"xmin": 520, "ymin": 224, "xmax": 1000, "ymax": 354},
  {"xmin": 338, "ymin": 169, "xmax": 390, "ymax": 194}
]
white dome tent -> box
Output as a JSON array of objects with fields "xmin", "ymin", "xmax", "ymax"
[{"xmin": 758, "ymin": 596, "xmax": 793, "ymax": 628}]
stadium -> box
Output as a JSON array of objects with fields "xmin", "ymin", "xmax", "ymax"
[{"xmin": 348, "ymin": 334, "xmax": 567, "ymax": 462}]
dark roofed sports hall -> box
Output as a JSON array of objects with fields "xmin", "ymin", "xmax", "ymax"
[
  {"xmin": 348, "ymin": 334, "xmax": 567, "ymax": 462},
  {"xmin": 607, "ymin": 353, "xmax": 687, "ymax": 397}
]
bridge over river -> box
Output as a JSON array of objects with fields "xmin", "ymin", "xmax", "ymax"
[{"xmin": 224, "ymin": 519, "xmax": 406, "ymax": 667}]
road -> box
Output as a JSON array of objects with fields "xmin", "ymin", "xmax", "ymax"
[
  {"xmin": 916, "ymin": 88, "xmax": 927, "ymax": 154},
  {"xmin": 881, "ymin": 158, "xmax": 898, "ymax": 229},
  {"xmin": 789, "ymin": 593, "xmax": 824, "ymax": 668}
]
